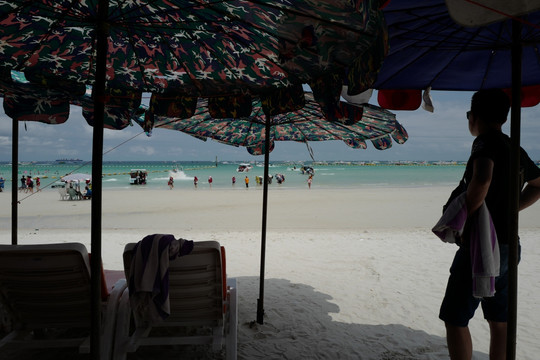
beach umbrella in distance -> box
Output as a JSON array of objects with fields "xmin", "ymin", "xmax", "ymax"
[
  {"xmin": 134, "ymin": 87, "xmax": 408, "ymax": 324},
  {"xmin": 0, "ymin": 0, "xmax": 389, "ymax": 352},
  {"xmin": 368, "ymin": 1, "xmax": 540, "ymax": 357}
]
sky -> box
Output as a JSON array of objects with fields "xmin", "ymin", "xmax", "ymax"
[{"xmin": 2, "ymin": 90, "xmax": 540, "ymax": 163}]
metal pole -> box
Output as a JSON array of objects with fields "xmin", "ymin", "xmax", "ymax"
[
  {"xmin": 11, "ymin": 116, "xmax": 18, "ymax": 245},
  {"xmin": 257, "ymin": 114, "xmax": 272, "ymax": 324},
  {"xmin": 507, "ymin": 19, "xmax": 522, "ymax": 360},
  {"xmin": 91, "ymin": 0, "xmax": 109, "ymax": 358}
]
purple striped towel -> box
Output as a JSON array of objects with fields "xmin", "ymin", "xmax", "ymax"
[
  {"xmin": 128, "ymin": 234, "xmax": 193, "ymax": 324},
  {"xmin": 432, "ymin": 193, "xmax": 500, "ymax": 298}
]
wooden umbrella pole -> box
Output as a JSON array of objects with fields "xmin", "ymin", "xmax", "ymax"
[
  {"xmin": 90, "ymin": 0, "xmax": 109, "ymax": 358},
  {"xmin": 507, "ymin": 18, "xmax": 522, "ymax": 360},
  {"xmin": 257, "ymin": 114, "xmax": 272, "ymax": 324},
  {"xmin": 11, "ymin": 116, "xmax": 18, "ymax": 245}
]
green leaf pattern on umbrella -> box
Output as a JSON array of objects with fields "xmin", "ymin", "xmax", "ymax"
[
  {"xmin": 0, "ymin": 70, "xmax": 139, "ymax": 129},
  {"xmin": 0, "ymin": 0, "xmax": 388, "ymax": 98},
  {"xmin": 134, "ymin": 92, "xmax": 408, "ymax": 154},
  {"xmin": 0, "ymin": 0, "xmax": 287, "ymax": 92}
]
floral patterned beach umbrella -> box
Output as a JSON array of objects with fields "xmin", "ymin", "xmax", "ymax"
[
  {"xmin": 134, "ymin": 91, "xmax": 408, "ymax": 154},
  {"xmin": 0, "ymin": 0, "xmax": 387, "ymax": 108}
]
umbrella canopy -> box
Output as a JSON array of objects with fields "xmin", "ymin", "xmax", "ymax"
[
  {"xmin": 368, "ymin": 0, "xmax": 540, "ymax": 110},
  {"xmin": 61, "ymin": 173, "xmax": 92, "ymax": 183},
  {"xmin": 134, "ymin": 92, "xmax": 408, "ymax": 154},
  {"xmin": 0, "ymin": 0, "xmax": 387, "ymax": 107}
]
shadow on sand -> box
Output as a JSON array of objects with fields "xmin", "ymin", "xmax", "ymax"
[
  {"xmin": 236, "ymin": 276, "xmax": 488, "ymax": 360},
  {"xmin": 0, "ymin": 276, "xmax": 489, "ymax": 360}
]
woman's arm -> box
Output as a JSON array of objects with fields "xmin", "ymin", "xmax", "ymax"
[{"xmin": 519, "ymin": 176, "xmax": 540, "ymax": 211}]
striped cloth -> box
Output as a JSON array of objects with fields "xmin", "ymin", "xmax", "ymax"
[
  {"xmin": 128, "ymin": 234, "xmax": 193, "ymax": 324},
  {"xmin": 432, "ymin": 192, "xmax": 500, "ymax": 298}
]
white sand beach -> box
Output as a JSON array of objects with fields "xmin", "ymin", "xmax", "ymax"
[{"xmin": 1, "ymin": 186, "xmax": 540, "ymax": 359}]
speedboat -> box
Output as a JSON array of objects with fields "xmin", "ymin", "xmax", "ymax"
[{"xmin": 236, "ymin": 163, "xmax": 253, "ymax": 172}]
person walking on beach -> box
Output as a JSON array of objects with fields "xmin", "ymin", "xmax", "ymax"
[
  {"xmin": 232, "ymin": 176, "xmax": 236, "ymax": 186},
  {"xmin": 20, "ymin": 175, "xmax": 26, "ymax": 191},
  {"xmin": 168, "ymin": 176, "xmax": 174, "ymax": 190},
  {"xmin": 35, "ymin": 177, "xmax": 40, "ymax": 191},
  {"xmin": 208, "ymin": 176, "xmax": 213, "ymax": 188},
  {"xmin": 438, "ymin": 89, "xmax": 540, "ymax": 360},
  {"xmin": 307, "ymin": 174, "xmax": 313, "ymax": 189},
  {"xmin": 26, "ymin": 176, "xmax": 34, "ymax": 194},
  {"xmin": 244, "ymin": 176, "xmax": 249, "ymax": 188},
  {"xmin": 193, "ymin": 176, "xmax": 198, "ymax": 188}
]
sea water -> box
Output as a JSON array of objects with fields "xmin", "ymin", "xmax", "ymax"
[{"xmin": 0, "ymin": 161, "xmax": 466, "ymax": 191}]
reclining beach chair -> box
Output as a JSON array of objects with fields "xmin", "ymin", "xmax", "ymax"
[
  {"xmin": 114, "ymin": 240, "xmax": 238, "ymax": 360},
  {"xmin": 0, "ymin": 243, "xmax": 126, "ymax": 360}
]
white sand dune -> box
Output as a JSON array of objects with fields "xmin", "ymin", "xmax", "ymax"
[{"xmin": 1, "ymin": 186, "xmax": 539, "ymax": 359}]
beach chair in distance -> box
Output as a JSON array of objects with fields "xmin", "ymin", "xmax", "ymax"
[
  {"xmin": 0, "ymin": 242, "xmax": 127, "ymax": 360},
  {"xmin": 67, "ymin": 187, "xmax": 81, "ymax": 200},
  {"xmin": 114, "ymin": 240, "xmax": 238, "ymax": 360},
  {"xmin": 58, "ymin": 186, "xmax": 70, "ymax": 200}
]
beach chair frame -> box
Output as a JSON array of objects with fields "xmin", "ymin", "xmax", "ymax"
[
  {"xmin": 114, "ymin": 240, "xmax": 237, "ymax": 360},
  {"xmin": 0, "ymin": 242, "xmax": 126, "ymax": 360}
]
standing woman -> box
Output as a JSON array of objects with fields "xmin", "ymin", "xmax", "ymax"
[{"xmin": 26, "ymin": 176, "xmax": 34, "ymax": 193}]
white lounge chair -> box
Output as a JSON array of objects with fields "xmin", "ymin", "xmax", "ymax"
[
  {"xmin": 0, "ymin": 243, "xmax": 126, "ymax": 360},
  {"xmin": 67, "ymin": 187, "xmax": 81, "ymax": 200},
  {"xmin": 114, "ymin": 240, "xmax": 237, "ymax": 360},
  {"xmin": 58, "ymin": 186, "xmax": 70, "ymax": 200}
]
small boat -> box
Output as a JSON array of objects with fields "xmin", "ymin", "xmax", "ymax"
[
  {"xmin": 236, "ymin": 163, "xmax": 253, "ymax": 172},
  {"xmin": 129, "ymin": 169, "xmax": 148, "ymax": 185}
]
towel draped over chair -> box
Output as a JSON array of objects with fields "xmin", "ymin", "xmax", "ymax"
[{"xmin": 128, "ymin": 234, "xmax": 194, "ymax": 324}]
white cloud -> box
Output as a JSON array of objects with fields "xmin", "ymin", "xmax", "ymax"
[{"xmin": 127, "ymin": 145, "xmax": 157, "ymax": 156}]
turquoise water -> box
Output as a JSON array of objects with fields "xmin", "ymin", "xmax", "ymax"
[{"xmin": 0, "ymin": 161, "xmax": 465, "ymax": 191}]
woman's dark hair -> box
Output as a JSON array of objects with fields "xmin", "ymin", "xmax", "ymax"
[{"xmin": 470, "ymin": 89, "xmax": 510, "ymax": 124}]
